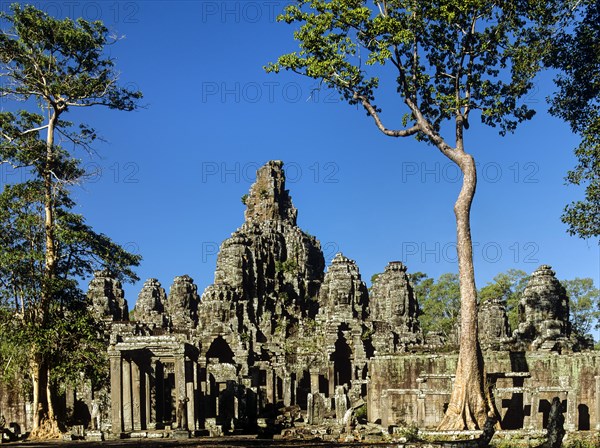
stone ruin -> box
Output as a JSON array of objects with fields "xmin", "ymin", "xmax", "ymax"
[
  {"xmin": 513, "ymin": 265, "xmax": 575, "ymax": 351},
  {"xmin": 87, "ymin": 160, "xmax": 428, "ymax": 438},
  {"xmin": 369, "ymin": 261, "xmax": 421, "ymax": 353},
  {"xmin": 88, "ymin": 269, "xmax": 129, "ymax": 322},
  {"xmin": 478, "ymin": 296, "xmax": 510, "ymax": 350},
  {"xmin": 4, "ymin": 160, "xmax": 595, "ymax": 440}
]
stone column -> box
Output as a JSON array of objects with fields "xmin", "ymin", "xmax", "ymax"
[
  {"xmin": 528, "ymin": 388, "xmax": 540, "ymax": 431},
  {"xmin": 310, "ymin": 370, "xmax": 319, "ymax": 394},
  {"xmin": 132, "ymin": 360, "xmax": 141, "ymax": 430},
  {"xmin": 186, "ymin": 360, "xmax": 195, "ymax": 431},
  {"xmin": 283, "ymin": 375, "xmax": 292, "ymax": 407},
  {"xmin": 145, "ymin": 367, "xmax": 152, "ymax": 429},
  {"xmin": 175, "ymin": 354, "xmax": 187, "ymax": 429},
  {"xmin": 565, "ymin": 391, "xmax": 576, "ymax": 432},
  {"xmin": 381, "ymin": 390, "xmax": 389, "ymax": 428},
  {"xmin": 416, "ymin": 378, "xmax": 426, "ymax": 426},
  {"xmin": 328, "ymin": 363, "xmax": 335, "ymax": 397},
  {"xmin": 155, "ymin": 361, "xmax": 164, "ymax": 426},
  {"xmin": 109, "ymin": 354, "xmax": 123, "ymax": 434},
  {"xmin": 266, "ymin": 369, "xmax": 274, "ymax": 404},
  {"xmin": 595, "ymin": 376, "xmax": 600, "ymax": 430},
  {"xmin": 122, "ymin": 357, "xmax": 133, "ymax": 431}
]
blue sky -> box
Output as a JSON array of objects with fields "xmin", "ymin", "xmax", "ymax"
[{"xmin": 1, "ymin": 1, "xmax": 598, "ymax": 307}]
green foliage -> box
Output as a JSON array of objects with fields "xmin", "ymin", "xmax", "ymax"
[
  {"xmin": 546, "ymin": 1, "xmax": 600, "ymax": 239},
  {"xmin": 361, "ymin": 326, "xmax": 374, "ymax": 341},
  {"xmin": 354, "ymin": 403, "xmax": 367, "ymax": 422},
  {"xmin": 0, "ymin": 3, "xmax": 142, "ymax": 423},
  {"xmin": 0, "ymin": 4, "xmax": 142, "ymax": 113},
  {"xmin": 278, "ymin": 291, "xmax": 293, "ymax": 305},
  {"xmin": 563, "ymin": 436, "xmax": 600, "ymax": 448},
  {"xmin": 241, "ymin": 194, "xmax": 249, "ymax": 205},
  {"xmin": 369, "ymin": 272, "xmax": 381, "ymax": 294},
  {"xmin": 562, "ymin": 277, "xmax": 600, "ymax": 337},
  {"xmin": 267, "ymin": 0, "xmax": 572, "ymax": 139},
  {"xmin": 0, "ymin": 180, "xmax": 138, "ymax": 392},
  {"xmin": 417, "ymin": 273, "xmax": 460, "ymax": 337},
  {"xmin": 478, "ymin": 269, "xmax": 528, "ymax": 331},
  {"xmin": 275, "ymin": 258, "xmax": 299, "ymax": 274},
  {"xmin": 396, "ymin": 423, "xmax": 420, "ymax": 442},
  {"xmin": 283, "ymin": 318, "xmax": 327, "ymax": 368}
]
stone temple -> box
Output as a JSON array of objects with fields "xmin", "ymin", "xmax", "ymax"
[{"xmin": 1, "ymin": 160, "xmax": 599, "ymax": 440}]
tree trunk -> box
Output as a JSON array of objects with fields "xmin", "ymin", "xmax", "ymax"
[
  {"xmin": 43, "ymin": 113, "xmax": 57, "ymax": 291},
  {"xmin": 438, "ymin": 153, "xmax": 496, "ymax": 430},
  {"xmin": 30, "ymin": 356, "xmax": 47, "ymax": 431},
  {"xmin": 29, "ymin": 111, "xmax": 62, "ymax": 438},
  {"xmin": 31, "ymin": 362, "xmax": 40, "ymax": 431},
  {"xmin": 46, "ymin": 374, "xmax": 55, "ymax": 421}
]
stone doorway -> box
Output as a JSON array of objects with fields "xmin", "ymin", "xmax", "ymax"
[{"xmin": 332, "ymin": 335, "xmax": 352, "ymax": 388}]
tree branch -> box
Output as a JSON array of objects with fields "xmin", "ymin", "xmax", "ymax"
[{"xmin": 353, "ymin": 93, "xmax": 421, "ymax": 137}]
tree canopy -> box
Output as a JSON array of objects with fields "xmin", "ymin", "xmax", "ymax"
[
  {"xmin": 268, "ymin": 0, "xmax": 578, "ymax": 430},
  {"xmin": 562, "ymin": 277, "xmax": 600, "ymax": 337},
  {"xmin": 413, "ymin": 272, "xmax": 460, "ymax": 339},
  {"xmin": 547, "ymin": 0, "xmax": 600, "ymax": 239},
  {"xmin": 0, "ymin": 4, "xmax": 142, "ymax": 433}
]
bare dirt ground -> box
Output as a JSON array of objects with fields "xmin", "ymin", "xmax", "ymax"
[{"xmin": 4, "ymin": 436, "xmax": 397, "ymax": 448}]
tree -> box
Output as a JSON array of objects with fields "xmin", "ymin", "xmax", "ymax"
[
  {"xmin": 478, "ymin": 269, "xmax": 528, "ymax": 332},
  {"xmin": 0, "ymin": 182, "xmax": 136, "ymax": 418},
  {"xmin": 561, "ymin": 278, "xmax": 600, "ymax": 337},
  {"xmin": 267, "ymin": 0, "xmax": 575, "ymax": 429},
  {"xmin": 415, "ymin": 273, "xmax": 460, "ymax": 338},
  {"xmin": 0, "ymin": 5, "xmax": 141, "ymax": 433},
  {"xmin": 546, "ymin": 1, "xmax": 600, "ymax": 239}
]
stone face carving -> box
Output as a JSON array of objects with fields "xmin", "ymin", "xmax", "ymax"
[
  {"xmin": 514, "ymin": 265, "xmax": 572, "ymax": 351},
  {"xmin": 316, "ymin": 253, "xmax": 371, "ymax": 403},
  {"xmin": 87, "ymin": 270, "xmax": 129, "ymax": 322},
  {"xmin": 478, "ymin": 297, "xmax": 510, "ymax": 349},
  {"xmin": 133, "ymin": 278, "xmax": 167, "ymax": 327},
  {"xmin": 369, "ymin": 261, "xmax": 421, "ymax": 353},
  {"xmin": 166, "ymin": 275, "xmax": 200, "ymax": 328},
  {"xmin": 88, "ymin": 159, "xmax": 597, "ymax": 440},
  {"xmin": 318, "ymin": 253, "xmax": 368, "ymax": 319},
  {"xmin": 244, "ymin": 160, "xmax": 298, "ymax": 225},
  {"xmin": 198, "ymin": 160, "xmax": 325, "ymax": 342}
]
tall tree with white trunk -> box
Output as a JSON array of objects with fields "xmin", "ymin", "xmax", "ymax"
[
  {"xmin": 0, "ymin": 5, "xmax": 141, "ymax": 434},
  {"xmin": 267, "ymin": 0, "xmax": 577, "ymax": 429}
]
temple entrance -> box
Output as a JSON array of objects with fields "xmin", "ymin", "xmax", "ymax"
[
  {"xmin": 109, "ymin": 340, "xmax": 197, "ymax": 434},
  {"xmin": 206, "ymin": 336, "xmax": 235, "ymax": 364},
  {"xmin": 155, "ymin": 361, "xmax": 176, "ymax": 427},
  {"xmin": 205, "ymin": 337, "xmax": 238, "ymax": 430},
  {"xmin": 331, "ymin": 334, "xmax": 352, "ymax": 387}
]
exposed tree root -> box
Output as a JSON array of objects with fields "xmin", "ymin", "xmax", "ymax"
[
  {"xmin": 438, "ymin": 344, "xmax": 500, "ymax": 431},
  {"xmin": 29, "ymin": 417, "xmax": 62, "ymax": 440}
]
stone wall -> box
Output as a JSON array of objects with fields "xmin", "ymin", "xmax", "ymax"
[
  {"xmin": 0, "ymin": 382, "xmax": 30, "ymax": 434},
  {"xmin": 368, "ymin": 351, "xmax": 600, "ymax": 431}
]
